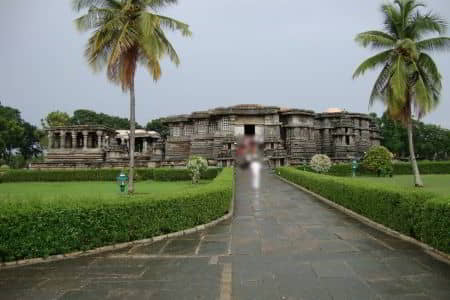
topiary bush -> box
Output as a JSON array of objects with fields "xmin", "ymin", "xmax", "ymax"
[
  {"xmin": 310, "ymin": 154, "xmax": 332, "ymax": 173},
  {"xmin": 362, "ymin": 146, "xmax": 394, "ymax": 177},
  {"xmin": 187, "ymin": 156, "xmax": 209, "ymax": 184}
]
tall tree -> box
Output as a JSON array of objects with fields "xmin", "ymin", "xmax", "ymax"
[
  {"xmin": 73, "ymin": 0, "xmax": 191, "ymax": 193},
  {"xmin": 146, "ymin": 118, "xmax": 169, "ymax": 138},
  {"xmin": 353, "ymin": 0, "xmax": 450, "ymax": 186},
  {"xmin": 0, "ymin": 104, "xmax": 42, "ymax": 167},
  {"xmin": 41, "ymin": 111, "xmax": 71, "ymax": 128},
  {"xmin": 71, "ymin": 109, "xmax": 141, "ymax": 129}
]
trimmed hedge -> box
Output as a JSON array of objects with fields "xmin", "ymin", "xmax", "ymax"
[
  {"xmin": 299, "ymin": 161, "xmax": 450, "ymax": 177},
  {"xmin": 277, "ymin": 167, "xmax": 450, "ymax": 254},
  {"xmin": 393, "ymin": 161, "xmax": 450, "ymax": 175},
  {"xmin": 0, "ymin": 168, "xmax": 222, "ymax": 183},
  {"xmin": 0, "ymin": 168, "xmax": 233, "ymax": 262}
]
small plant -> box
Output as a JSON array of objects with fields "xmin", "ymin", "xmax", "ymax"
[
  {"xmin": 310, "ymin": 154, "xmax": 332, "ymax": 174},
  {"xmin": 187, "ymin": 156, "xmax": 208, "ymax": 184},
  {"xmin": 362, "ymin": 146, "xmax": 394, "ymax": 177}
]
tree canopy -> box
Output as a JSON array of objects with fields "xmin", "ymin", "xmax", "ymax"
[
  {"xmin": 0, "ymin": 103, "xmax": 43, "ymax": 167},
  {"xmin": 42, "ymin": 109, "xmax": 143, "ymax": 129}
]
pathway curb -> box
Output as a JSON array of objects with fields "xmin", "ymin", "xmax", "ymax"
[
  {"xmin": 276, "ymin": 175, "xmax": 450, "ymax": 265},
  {"xmin": 0, "ymin": 171, "xmax": 236, "ymax": 270}
]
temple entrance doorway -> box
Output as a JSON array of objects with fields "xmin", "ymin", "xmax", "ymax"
[{"xmin": 244, "ymin": 125, "xmax": 255, "ymax": 136}]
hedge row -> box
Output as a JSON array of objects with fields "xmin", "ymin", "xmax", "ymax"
[
  {"xmin": 392, "ymin": 161, "xmax": 450, "ymax": 175},
  {"xmin": 0, "ymin": 168, "xmax": 222, "ymax": 183},
  {"xmin": 277, "ymin": 167, "xmax": 450, "ymax": 254},
  {"xmin": 297, "ymin": 161, "xmax": 450, "ymax": 177},
  {"xmin": 0, "ymin": 168, "xmax": 233, "ymax": 262}
]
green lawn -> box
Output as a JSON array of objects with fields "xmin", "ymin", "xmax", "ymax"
[
  {"xmin": 353, "ymin": 174, "xmax": 450, "ymax": 196},
  {"xmin": 0, "ymin": 180, "xmax": 211, "ymax": 208}
]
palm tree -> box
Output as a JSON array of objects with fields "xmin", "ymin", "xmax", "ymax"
[
  {"xmin": 353, "ymin": 0, "xmax": 450, "ymax": 187},
  {"xmin": 72, "ymin": 0, "xmax": 191, "ymax": 193}
]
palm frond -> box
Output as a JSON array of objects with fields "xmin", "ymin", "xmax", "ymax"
[
  {"xmin": 369, "ymin": 63, "xmax": 392, "ymax": 107},
  {"xmin": 417, "ymin": 53, "xmax": 442, "ymax": 84},
  {"xmin": 74, "ymin": 7, "xmax": 117, "ymax": 32},
  {"xmin": 407, "ymin": 12, "xmax": 448, "ymax": 39},
  {"xmin": 416, "ymin": 37, "xmax": 450, "ymax": 51},
  {"xmin": 417, "ymin": 55, "xmax": 442, "ymax": 103},
  {"xmin": 144, "ymin": 0, "xmax": 178, "ymax": 10},
  {"xmin": 154, "ymin": 27, "xmax": 181, "ymax": 65},
  {"xmin": 412, "ymin": 63, "xmax": 433, "ymax": 118},
  {"xmin": 353, "ymin": 50, "xmax": 393, "ymax": 79},
  {"xmin": 381, "ymin": 3, "xmax": 402, "ymax": 38},
  {"xmin": 107, "ymin": 21, "xmax": 139, "ymax": 67},
  {"xmin": 355, "ymin": 31, "xmax": 396, "ymax": 49},
  {"xmin": 390, "ymin": 56, "xmax": 408, "ymax": 104},
  {"xmin": 153, "ymin": 14, "xmax": 192, "ymax": 37},
  {"xmin": 72, "ymin": 0, "xmax": 107, "ymax": 11}
]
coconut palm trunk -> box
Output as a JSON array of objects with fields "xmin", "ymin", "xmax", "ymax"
[
  {"xmin": 407, "ymin": 109, "xmax": 423, "ymax": 187},
  {"xmin": 128, "ymin": 78, "xmax": 136, "ymax": 194}
]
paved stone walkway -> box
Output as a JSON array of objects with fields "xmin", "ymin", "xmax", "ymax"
[{"xmin": 1, "ymin": 169, "xmax": 449, "ymax": 299}]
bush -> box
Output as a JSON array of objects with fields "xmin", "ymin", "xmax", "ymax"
[
  {"xmin": 301, "ymin": 161, "xmax": 450, "ymax": 177},
  {"xmin": 0, "ymin": 168, "xmax": 222, "ymax": 183},
  {"xmin": 0, "ymin": 168, "xmax": 233, "ymax": 262},
  {"xmin": 393, "ymin": 161, "xmax": 450, "ymax": 175},
  {"xmin": 277, "ymin": 167, "xmax": 450, "ymax": 254},
  {"xmin": 310, "ymin": 154, "xmax": 332, "ymax": 173},
  {"xmin": 362, "ymin": 146, "xmax": 393, "ymax": 177},
  {"xmin": 152, "ymin": 168, "xmax": 221, "ymax": 181},
  {"xmin": 187, "ymin": 156, "xmax": 208, "ymax": 183}
]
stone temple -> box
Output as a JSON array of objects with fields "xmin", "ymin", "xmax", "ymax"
[{"xmin": 33, "ymin": 105, "xmax": 382, "ymax": 169}]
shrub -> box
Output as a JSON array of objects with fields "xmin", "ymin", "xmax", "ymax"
[
  {"xmin": 301, "ymin": 161, "xmax": 450, "ymax": 177},
  {"xmin": 393, "ymin": 161, "xmax": 450, "ymax": 175},
  {"xmin": 362, "ymin": 146, "xmax": 393, "ymax": 177},
  {"xmin": 187, "ymin": 156, "xmax": 208, "ymax": 184},
  {"xmin": 310, "ymin": 154, "xmax": 332, "ymax": 173},
  {"xmin": 277, "ymin": 167, "xmax": 450, "ymax": 254},
  {"xmin": 0, "ymin": 168, "xmax": 233, "ymax": 262}
]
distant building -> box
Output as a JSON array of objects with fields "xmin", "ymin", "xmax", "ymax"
[{"xmin": 33, "ymin": 105, "xmax": 381, "ymax": 169}]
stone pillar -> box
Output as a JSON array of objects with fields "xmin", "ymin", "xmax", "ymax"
[
  {"xmin": 60, "ymin": 131, "xmax": 66, "ymax": 149},
  {"xmin": 82, "ymin": 131, "xmax": 88, "ymax": 150},
  {"xmin": 48, "ymin": 131, "xmax": 53, "ymax": 149},
  {"xmin": 71, "ymin": 131, "xmax": 77, "ymax": 149},
  {"xmin": 96, "ymin": 131, "xmax": 103, "ymax": 149}
]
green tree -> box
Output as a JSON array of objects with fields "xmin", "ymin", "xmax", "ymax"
[
  {"xmin": 73, "ymin": 0, "xmax": 191, "ymax": 193},
  {"xmin": 379, "ymin": 113, "xmax": 408, "ymax": 158},
  {"xmin": 353, "ymin": 0, "xmax": 450, "ymax": 187},
  {"xmin": 0, "ymin": 105, "xmax": 24, "ymax": 164},
  {"xmin": 19, "ymin": 123, "xmax": 44, "ymax": 161},
  {"xmin": 0, "ymin": 104, "xmax": 42, "ymax": 167},
  {"xmin": 71, "ymin": 109, "xmax": 141, "ymax": 129},
  {"xmin": 41, "ymin": 111, "xmax": 71, "ymax": 128},
  {"xmin": 146, "ymin": 118, "xmax": 169, "ymax": 138}
]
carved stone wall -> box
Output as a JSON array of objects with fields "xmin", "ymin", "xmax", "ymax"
[
  {"xmin": 35, "ymin": 105, "xmax": 382, "ymax": 169},
  {"xmin": 163, "ymin": 105, "xmax": 382, "ymax": 166}
]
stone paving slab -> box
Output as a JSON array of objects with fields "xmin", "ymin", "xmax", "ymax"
[{"xmin": 0, "ymin": 168, "xmax": 449, "ymax": 299}]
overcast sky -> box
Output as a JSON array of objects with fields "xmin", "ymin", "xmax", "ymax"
[{"xmin": 1, "ymin": 0, "xmax": 449, "ymax": 128}]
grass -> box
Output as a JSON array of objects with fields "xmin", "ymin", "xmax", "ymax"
[
  {"xmin": 0, "ymin": 180, "xmax": 212, "ymax": 209},
  {"xmin": 352, "ymin": 174, "xmax": 450, "ymax": 197}
]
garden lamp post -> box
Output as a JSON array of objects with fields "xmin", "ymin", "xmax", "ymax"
[
  {"xmin": 352, "ymin": 159, "xmax": 358, "ymax": 177},
  {"xmin": 116, "ymin": 171, "xmax": 129, "ymax": 193}
]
